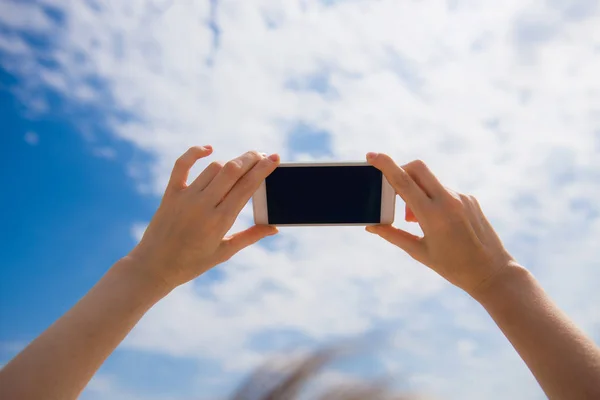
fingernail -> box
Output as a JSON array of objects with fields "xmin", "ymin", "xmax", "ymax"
[
  {"xmin": 367, "ymin": 152, "xmax": 378, "ymax": 160},
  {"xmin": 365, "ymin": 226, "xmax": 376, "ymax": 233},
  {"xmin": 268, "ymin": 153, "xmax": 280, "ymax": 162},
  {"xmin": 203, "ymin": 145, "xmax": 213, "ymax": 150}
]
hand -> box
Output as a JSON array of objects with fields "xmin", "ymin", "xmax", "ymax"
[
  {"xmin": 366, "ymin": 152, "xmax": 518, "ymax": 297},
  {"xmin": 128, "ymin": 146, "xmax": 280, "ymax": 290}
]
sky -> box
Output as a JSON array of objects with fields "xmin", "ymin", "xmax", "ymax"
[{"xmin": 1, "ymin": 0, "xmax": 600, "ymax": 399}]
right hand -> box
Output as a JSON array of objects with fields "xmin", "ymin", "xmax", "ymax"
[{"xmin": 366, "ymin": 152, "xmax": 520, "ymax": 297}]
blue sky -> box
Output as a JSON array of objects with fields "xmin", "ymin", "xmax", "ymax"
[
  {"xmin": 0, "ymin": 71, "xmax": 176, "ymax": 394},
  {"xmin": 0, "ymin": 57, "xmax": 224, "ymax": 400},
  {"xmin": 1, "ymin": 1, "xmax": 600, "ymax": 399}
]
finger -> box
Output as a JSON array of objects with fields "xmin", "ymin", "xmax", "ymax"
[
  {"xmin": 216, "ymin": 225, "xmax": 279, "ymax": 262},
  {"xmin": 366, "ymin": 225, "xmax": 425, "ymax": 261},
  {"xmin": 190, "ymin": 161, "xmax": 223, "ymax": 191},
  {"xmin": 218, "ymin": 154, "xmax": 280, "ymax": 216},
  {"xmin": 366, "ymin": 152, "xmax": 431, "ymax": 218},
  {"xmin": 405, "ymin": 204, "xmax": 418, "ymax": 223},
  {"xmin": 167, "ymin": 146, "xmax": 213, "ymax": 193},
  {"xmin": 203, "ymin": 151, "xmax": 264, "ymax": 205},
  {"xmin": 401, "ymin": 159, "xmax": 445, "ymax": 199}
]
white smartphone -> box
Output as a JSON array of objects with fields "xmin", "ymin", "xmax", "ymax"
[{"xmin": 253, "ymin": 162, "xmax": 396, "ymax": 226}]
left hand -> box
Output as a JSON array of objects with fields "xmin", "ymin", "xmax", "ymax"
[{"xmin": 127, "ymin": 146, "xmax": 280, "ymax": 290}]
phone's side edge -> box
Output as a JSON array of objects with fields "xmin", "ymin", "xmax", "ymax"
[
  {"xmin": 380, "ymin": 175, "xmax": 396, "ymax": 224},
  {"xmin": 277, "ymin": 161, "xmax": 370, "ymax": 168},
  {"xmin": 252, "ymin": 180, "xmax": 269, "ymax": 225}
]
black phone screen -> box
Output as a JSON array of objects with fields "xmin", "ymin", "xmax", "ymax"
[{"xmin": 265, "ymin": 165, "xmax": 383, "ymax": 224}]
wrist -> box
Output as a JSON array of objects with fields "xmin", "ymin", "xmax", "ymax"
[
  {"xmin": 110, "ymin": 255, "xmax": 174, "ymax": 301},
  {"xmin": 469, "ymin": 262, "xmax": 533, "ymax": 307}
]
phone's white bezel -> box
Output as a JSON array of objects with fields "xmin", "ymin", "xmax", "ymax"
[{"xmin": 252, "ymin": 162, "xmax": 396, "ymax": 226}]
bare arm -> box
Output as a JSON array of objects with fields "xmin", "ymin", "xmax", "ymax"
[
  {"xmin": 475, "ymin": 265, "xmax": 600, "ymax": 399},
  {"xmin": 366, "ymin": 153, "xmax": 600, "ymax": 399},
  {"xmin": 0, "ymin": 146, "xmax": 281, "ymax": 400},
  {"xmin": 0, "ymin": 258, "xmax": 167, "ymax": 400}
]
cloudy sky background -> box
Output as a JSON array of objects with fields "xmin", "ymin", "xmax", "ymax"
[{"xmin": 1, "ymin": 0, "xmax": 600, "ymax": 398}]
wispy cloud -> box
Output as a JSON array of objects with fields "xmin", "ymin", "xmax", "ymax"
[
  {"xmin": 24, "ymin": 131, "xmax": 39, "ymax": 145},
  {"xmin": 2, "ymin": 0, "xmax": 600, "ymax": 399}
]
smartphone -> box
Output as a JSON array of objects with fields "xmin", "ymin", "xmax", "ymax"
[{"xmin": 253, "ymin": 162, "xmax": 396, "ymax": 226}]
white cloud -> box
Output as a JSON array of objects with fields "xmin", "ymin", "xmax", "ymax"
[
  {"xmin": 85, "ymin": 374, "xmax": 115, "ymax": 396},
  {"xmin": 0, "ymin": 340, "xmax": 28, "ymax": 354},
  {"xmin": 92, "ymin": 147, "xmax": 118, "ymax": 160},
  {"xmin": 2, "ymin": 0, "xmax": 600, "ymax": 399},
  {"xmin": 82, "ymin": 374, "xmax": 178, "ymax": 400},
  {"xmin": 24, "ymin": 131, "xmax": 39, "ymax": 146},
  {"xmin": 0, "ymin": 0, "xmax": 55, "ymax": 32},
  {"xmin": 0, "ymin": 34, "xmax": 30, "ymax": 56},
  {"xmin": 131, "ymin": 222, "xmax": 148, "ymax": 243}
]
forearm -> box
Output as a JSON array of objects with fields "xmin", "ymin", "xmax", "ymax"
[
  {"xmin": 474, "ymin": 264, "xmax": 600, "ymax": 399},
  {"xmin": 0, "ymin": 257, "xmax": 170, "ymax": 400}
]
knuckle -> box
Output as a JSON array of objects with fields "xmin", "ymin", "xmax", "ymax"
[
  {"xmin": 247, "ymin": 150, "xmax": 262, "ymax": 161},
  {"xmin": 223, "ymin": 160, "xmax": 243, "ymax": 176},
  {"xmin": 258, "ymin": 156, "xmax": 275, "ymax": 170},
  {"xmin": 468, "ymin": 194, "xmax": 480, "ymax": 205},
  {"xmin": 238, "ymin": 158, "xmax": 271, "ymax": 184},
  {"xmin": 459, "ymin": 193, "xmax": 470, "ymax": 203},
  {"xmin": 407, "ymin": 159, "xmax": 427, "ymax": 171},
  {"xmin": 445, "ymin": 193, "xmax": 464, "ymax": 211},
  {"xmin": 174, "ymin": 155, "xmax": 190, "ymax": 168},
  {"xmin": 209, "ymin": 160, "xmax": 223, "ymax": 172}
]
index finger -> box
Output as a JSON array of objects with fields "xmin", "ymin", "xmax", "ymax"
[
  {"xmin": 218, "ymin": 153, "xmax": 280, "ymax": 217},
  {"xmin": 202, "ymin": 151, "xmax": 263, "ymax": 205},
  {"xmin": 366, "ymin": 152, "xmax": 432, "ymax": 218},
  {"xmin": 402, "ymin": 159, "xmax": 446, "ymax": 199}
]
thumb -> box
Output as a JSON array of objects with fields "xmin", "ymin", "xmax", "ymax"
[
  {"xmin": 366, "ymin": 225, "xmax": 425, "ymax": 260},
  {"xmin": 217, "ymin": 225, "xmax": 278, "ymax": 261}
]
